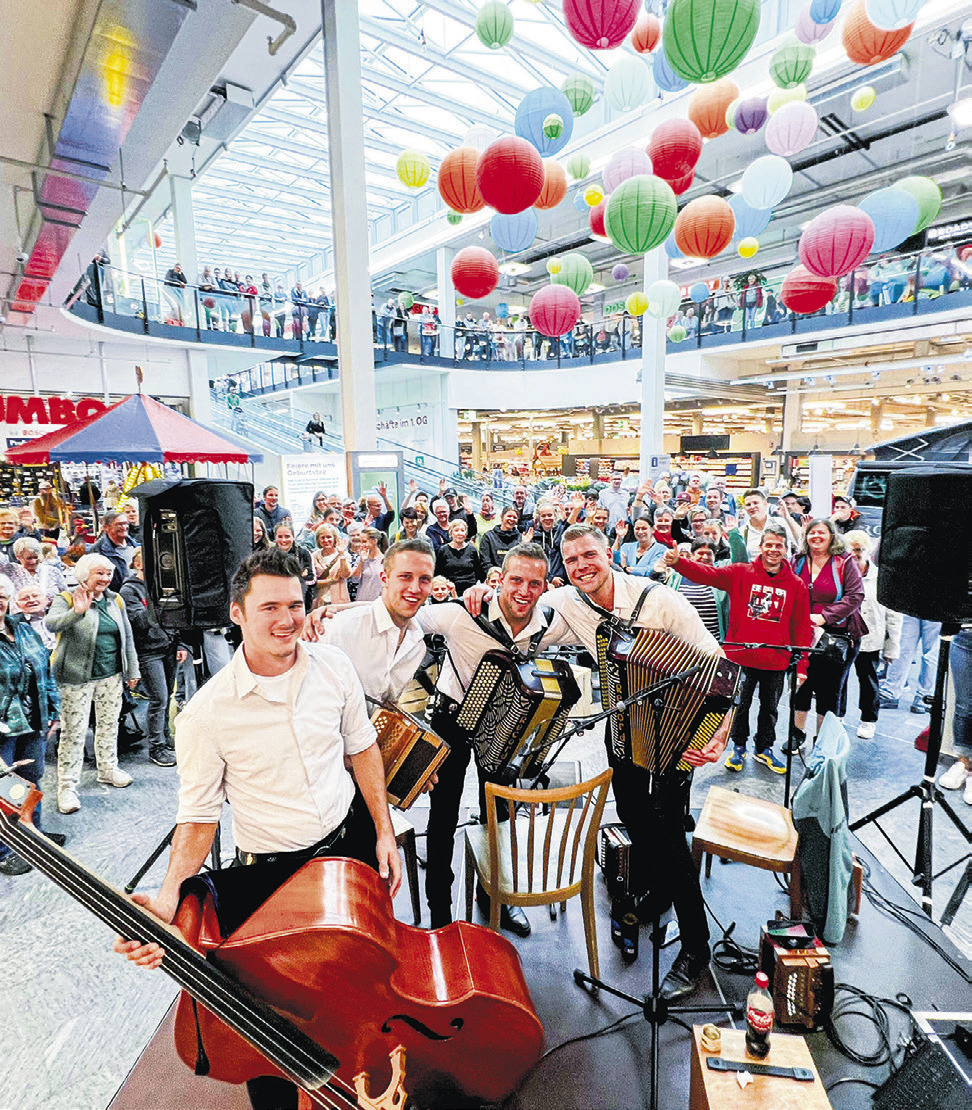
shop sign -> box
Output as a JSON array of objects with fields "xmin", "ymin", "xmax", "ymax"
[
  {"xmin": 604, "ymin": 301, "xmax": 626, "ymax": 315},
  {"xmin": 927, "ymin": 218, "xmax": 972, "ymax": 243},
  {"xmin": 0, "ymin": 395, "xmax": 108, "ymax": 425}
]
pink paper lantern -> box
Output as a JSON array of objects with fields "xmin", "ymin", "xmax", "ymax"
[
  {"xmin": 529, "ymin": 285, "xmax": 582, "ymax": 337},
  {"xmin": 795, "ymin": 5, "xmax": 835, "ymax": 43},
  {"xmin": 781, "ymin": 265, "xmax": 838, "ymax": 313},
  {"xmin": 648, "ymin": 119, "xmax": 703, "ymax": 180},
  {"xmin": 451, "ymin": 246, "xmax": 500, "ymax": 299},
  {"xmin": 765, "ymin": 101, "xmax": 819, "ymax": 157},
  {"xmin": 603, "ymin": 147, "xmax": 652, "ymax": 194},
  {"xmin": 799, "ymin": 205, "xmax": 875, "ymax": 278},
  {"xmin": 476, "ymin": 136, "xmax": 545, "ymax": 214},
  {"xmin": 564, "ymin": 0, "xmax": 640, "ymax": 50},
  {"xmin": 589, "ymin": 200, "xmax": 607, "ymax": 237}
]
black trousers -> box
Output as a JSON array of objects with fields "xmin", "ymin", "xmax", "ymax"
[
  {"xmin": 730, "ymin": 667, "xmax": 787, "ymax": 752},
  {"xmin": 854, "ymin": 649, "xmax": 881, "ymax": 722},
  {"xmin": 793, "ymin": 643, "xmax": 859, "ymax": 717},
  {"xmin": 605, "ymin": 730, "xmax": 709, "ymax": 956}
]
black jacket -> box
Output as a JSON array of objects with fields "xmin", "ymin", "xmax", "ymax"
[
  {"xmin": 120, "ymin": 576, "xmax": 182, "ymax": 659},
  {"xmin": 479, "ymin": 526, "xmax": 523, "ymax": 571},
  {"xmin": 533, "ymin": 521, "xmax": 566, "ymax": 582}
]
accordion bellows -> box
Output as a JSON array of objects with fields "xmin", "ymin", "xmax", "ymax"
[{"xmin": 372, "ymin": 705, "xmax": 450, "ymax": 810}]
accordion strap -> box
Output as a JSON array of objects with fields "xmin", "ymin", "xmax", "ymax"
[
  {"xmin": 469, "ymin": 604, "xmax": 552, "ymax": 661},
  {"xmin": 578, "ymin": 581, "xmax": 656, "ymax": 630}
]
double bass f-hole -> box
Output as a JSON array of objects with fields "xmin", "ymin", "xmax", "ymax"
[{"xmin": 380, "ymin": 1014, "xmax": 464, "ymax": 1041}]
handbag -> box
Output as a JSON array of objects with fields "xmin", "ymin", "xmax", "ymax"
[
  {"xmin": 0, "ymin": 688, "xmax": 31, "ymax": 736},
  {"xmin": 816, "ymin": 630, "xmax": 852, "ymax": 664}
]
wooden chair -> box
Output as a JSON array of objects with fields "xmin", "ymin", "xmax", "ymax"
[
  {"xmin": 691, "ymin": 784, "xmax": 802, "ymax": 919},
  {"xmin": 463, "ymin": 768, "xmax": 613, "ymax": 977},
  {"xmin": 390, "ymin": 808, "xmax": 421, "ymax": 926}
]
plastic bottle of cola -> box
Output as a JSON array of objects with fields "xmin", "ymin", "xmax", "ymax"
[{"xmin": 745, "ymin": 971, "xmax": 773, "ymax": 1058}]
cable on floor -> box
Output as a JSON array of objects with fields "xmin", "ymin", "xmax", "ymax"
[{"xmin": 824, "ymin": 983, "xmax": 914, "ymax": 1070}]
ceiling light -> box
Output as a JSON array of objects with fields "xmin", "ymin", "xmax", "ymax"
[
  {"xmin": 947, "ymin": 97, "xmax": 972, "ymax": 128},
  {"xmin": 499, "ymin": 262, "xmax": 529, "ymax": 276}
]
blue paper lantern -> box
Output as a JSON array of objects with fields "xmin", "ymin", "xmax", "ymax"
[
  {"xmin": 865, "ymin": 0, "xmax": 925, "ymax": 30},
  {"xmin": 858, "ymin": 186, "xmax": 919, "ymax": 253},
  {"xmin": 664, "ymin": 229, "xmax": 684, "ymax": 259},
  {"xmin": 689, "ymin": 281, "xmax": 710, "ymax": 303},
  {"xmin": 809, "ymin": 0, "xmax": 841, "ymax": 22},
  {"xmin": 490, "ymin": 209, "xmax": 539, "ymax": 253},
  {"xmin": 573, "ymin": 190, "xmax": 589, "ymax": 212},
  {"xmin": 653, "ymin": 47, "xmax": 688, "ymax": 93},
  {"xmin": 515, "ymin": 88, "xmax": 575, "ymax": 156},
  {"xmin": 741, "ymin": 155, "xmax": 793, "ymax": 210},
  {"xmin": 729, "ymin": 194, "xmax": 773, "ymax": 239},
  {"xmin": 496, "ymin": 302, "xmax": 509, "ymax": 319}
]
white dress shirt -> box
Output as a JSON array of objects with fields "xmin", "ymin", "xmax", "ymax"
[
  {"xmin": 322, "ymin": 596, "xmax": 427, "ymax": 704},
  {"xmin": 175, "ymin": 641, "xmax": 375, "ymax": 854}
]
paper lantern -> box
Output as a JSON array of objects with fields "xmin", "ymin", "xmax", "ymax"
[
  {"xmin": 547, "ymin": 258, "xmax": 561, "ymax": 274},
  {"xmin": 738, "ymin": 237, "xmax": 759, "ymax": 258},
  {"xmin": 796, "ymin": 5, "xmax": 835, "ymax": 43},
  {"xmin": 767, "ymin": 84, "xmax": 807, "ymax": 114},
  {"xmin": 851, "ymin": 85, "xmax": 876, "ymax": 111},
  {"xmin": 584, "ymin": 185, "xmax": 605, "ymax": 207},
  {"xmin": 765, "ymin": 100, "xmax": 818, "ymax": 156},
  {"xmin": 146, "ymin": 230, "xmax": 162, "ymax": 249},
  {"xmin": 398, "ymin": 292, "xmax": 414, "ymax": 310},
  {"xmin": 648, "ymin": 279, "xmax": 681, "ymax": 317},
  {"xmin": 781, "ymin": 265, "xmax": 837, "ymax": 313},
  {"xmin": 654, "ymin": 46, "xmax": 689, "ymax": 93},
  {"xmin": 604, "ymin": 175, "xmax": 678, "ymax": 254},
  {"xmin": 477, "ymin": 136, "xmax": 544, "ymax": 214},
  {"xmin": 663, "ymin": 0, "xmax": 761, "ymax": 83},
  {"xmin": 446, "ymin": 211, "xmax": 463, "ymax": 226},
  {"xmin": 476, "ymin": 1, "xmax": 514, "ymax": 49},
  {"xmin": 396, "ymin": 150, "xmax": 430, "ymax": 188},
  {"xmin": 543, "ymin": 114, "xmax": 564, "ymax": 139},
  {"xmin": 552, "ymin": 251, "xmax": 594, "ymax": 296},
  {"xmin": 567, "ymin": 152, "xmax": 591, "ymax": 180},
  {"xmin": 612, "ymin": 263, "xmax": 630, "ymax": 281},
  {"xmin": 688, "ymin": 79, "xmax": 739, "ymax": 139},
  {"xmin": 631, "ymin": 13, "xmax": 661, "ymax": 52},
  {"xmin": 799, "ymin": 206, "xmax": 875, "ymax": 277},
  {"xmin": 689, "ymin": 281, "xmax": 710, "ymax": 303},
  {"xmin": 896, "ymin": 176, "xmax": 941, "ymax": 233},
  {"xmin": 563, "ymin": 0, "xmax": 640, "ymax": 50},
  {"xmin": 605, "ymin": 54, "xmax": 653, "ymax": 112},
  {"xmin": 730, "ymin": 194, "xmax": 773, "ymax": 239},
  {"xmin": 589, "ymin": 200, "xmax": 607, "ymax": 238},
  {"xmin": 490, "ymin": 209, "xmax": 539, "ymax": 253},
  {"xmin": 674, "ymin": 196, "xmax": 735, "ymax": 259},
  {"xmin": 529, "ymin": 285, "xmax": 582, "ymax": 337},
  {"xmin": 734, "ymin": 96, "xmax": 768, "ymax": 134},
  {"xmin": 842, "ymin": 0, "xmax": 913, "ymax": 65},
  {"xmin": 573, "ymin": 191, "xmax": 589, "ymax": 212},
  {"xmin": 858, "ymin": 186, "xmax": 919, "ymax": 253},
  {"xmin": 438, "ymin": 147, "xmax": 485, "ymax": 213},
  {"xmin": 664, "ymin": 229, "xmax": 684, "ymax": 259},
  {"xmin": 668, "ymin": 324, "xmax": 688, "ymax": 343},
  {"xmin": 603, "ymin": 148, "xmax": 653, "ymax": 194},
  {"xmin": 648, "ymin": 119, "xmax": 703, "ymax": 180},
  {"xmin": 202, "ymin": 297, "xmax": 215, "ymax": 309},
  {"xmin": 560, "ymin": 74, "xmax": 595, "ymax": 116},
  {"xmin": 810, "ymin": 0, "xmax": 841, "ymax": 21},
  {"xmin": 451, "ymin": 247, "xmax": 500, "ymax": 299},
  {"xmin": 515, "ymin": 87, "xmax": 574, "ymax": 156},
  {"xmin": 462, "ymin": 126, "xmax": 497, "ymax": 151},
  {"xmin": 865, "ymin": 0, "xmax": 925, "ymax": 29},
  {"xmin": 496, "ymin": 303, "xmax": 509, "ymax": 319},
  {"xmin": 535, "ymin": 161, "xmax": 568, "ymax": 209},
  {"xmin": 770, "ymin": 41, "xmax": 816, "ymax": 89},
  {"xmin": 741, "ymin": 155, "xmax": 793, "ymax": 209},
  {"xmin": 725, "ymin": 97, "xmax": 740, "ymax": 129},
  {"xmin": 667, "ymin": 171, "xmax": 695, "ymax": 196},
  {"xmin": 626, "ymin": 292, "xmax": 649, "ymax": 315}
]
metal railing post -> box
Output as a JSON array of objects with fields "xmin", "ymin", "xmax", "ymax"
[
  {"xmin": 140, "ymin": 278, "xmax": 149, "ymax": 334},
  {"xmin": 848, "ymin": 271, "xmax": 855, "ymax": 325},
  {"xmin": 912, "ymin": 249, "xmax": 922, "ymax": 314},
  {"xmin": 193, "ymin": 288, "xmax": 201, "ymax": 340}
]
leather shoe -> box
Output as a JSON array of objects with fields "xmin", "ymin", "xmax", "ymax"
[
  {"xmin": 660, "ymin": 948, "xmax": 710, "ymax": 1003},
  {"xmin": 476, "ymin": 884, "xmax": 531, "ymax": 937},
  {"xmin": 0, "ymin": 854, "xmax": 32, "ymax": 876}
]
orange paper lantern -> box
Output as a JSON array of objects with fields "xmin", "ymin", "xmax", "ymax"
[
  {"xmin": 631, "ymin": 13, "xmax": 661, "ymax": 52},
  {"xmin": 438, "ymin": 147, "xmax": 485, "ymax": 213},
  {"xmin": 842, "ymin": 0, "xmax": 913, "ymax": 65},
  {"xmin": 687, "ymin": 79, "xmax": 739, "ymax": 140},
  {"xmin": 535, "ymin": 160, "xmax": 568, "ymax": 210},
  {"xmin": 673, "ymin": 195, "xmax": 735, "ymax": 259}
]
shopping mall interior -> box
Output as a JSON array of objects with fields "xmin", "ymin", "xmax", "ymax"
[{"xmin": 0, "ymin": 2, "xmax": 970, "ymax": 1109}]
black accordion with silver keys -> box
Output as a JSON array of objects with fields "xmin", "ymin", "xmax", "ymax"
[
  {"xmin": 596, "ymin": 625, "xmax": 739, "ymax": 774},
  {"xmin": 454, "ymin": 650, "xmax": 581, "ymax": 777}
]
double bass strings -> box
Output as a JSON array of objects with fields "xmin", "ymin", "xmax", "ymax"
[{"xmin": 0, "ymin": 816, "xmax": 361, "ymax": 1110}]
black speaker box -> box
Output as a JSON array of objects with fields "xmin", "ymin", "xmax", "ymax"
[
  {"xmin": 133, "ymin": 478, "xmax": 253, "ymax": 630},
  {"xmin": 876, "ymin": 465, "xmax": 972, "ymax": 624}
]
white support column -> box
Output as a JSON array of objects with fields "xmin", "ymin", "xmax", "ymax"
[
  {"xmin": 321, "ymin": 0, "xmax": 377, "ymax": 459},
  {"xmin": 436, "ymin": 246, "xmax": 456, "ymax": 358},
  {"xmin": 169, "ymin": 176, "xmax": 198, "ymax": 283},
  {"xmin": 781, "ymin": 381, "xmax": 802, "ymax": 452},
  {"xmin": 639, "ymin": 249, "xmax": 667, "ymax": 475},
  {"xmin": 184, "ymin": 350, "xmax": 212, "ymax": 424}
]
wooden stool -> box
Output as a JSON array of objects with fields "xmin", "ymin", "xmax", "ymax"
[
  {"xmin": 692, "ymin": 785, "xmax": 801, "ymax": 920},
  {"xmin": 391, "ymin": 809, "xmax": 421, "ymax": 926}
]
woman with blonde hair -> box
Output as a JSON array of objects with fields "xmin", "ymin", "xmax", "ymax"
[{"xmin": 312, "ymin": 523, "xmax": 351, "ymax": 606}]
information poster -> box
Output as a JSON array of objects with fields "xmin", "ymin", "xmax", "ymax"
[{"xmin": 280, "ymin": 454, "xmax": 346, "ymax": 523}]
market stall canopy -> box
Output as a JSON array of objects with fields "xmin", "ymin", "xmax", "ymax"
[{"xmin": 4, "ymin": 394, "xmax": 262, "ymax": 465}]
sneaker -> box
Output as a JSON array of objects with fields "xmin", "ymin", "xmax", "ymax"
[
  {"xmin": 149, "ymin": 745, "xmax": 176, "ymax": 768},
  {"xmin": 783, "ymin": 728, "xmax": 806, "ymax": 754},
  {"xmin": 97, "ymin": 767, "xmax": 133, "ymax": 788},
  {"xmin": 965, "ymin": 778, "xmax": 972, "ymax": 806},
  {"xmin": 857, "ymin": 721, "xmax": 877, "ymax": 739},
  {"xmin": 754, "ymin": 749, "xmax": 787, "ymax": 774},
  {"xmin": 660, "ymin": 947, "xmax": 711, "ymax": 1002},
  {"xmin": 910, "ymin": 700, "xmax": 929, "ymax": 715},
  {"xmin": 877, "ymin": 696, "xmax": 899, "ymax": 710},
  {"xmin": 725, "ymin": 746, "xmax": 745, "ymax": 772},
  {"xmin": 57, "ymin": 788, "xmax": 80, "ymax": 815},
  {"xmin": 939, "ymin": 761, "xmax": 968, "ymax": 791}
]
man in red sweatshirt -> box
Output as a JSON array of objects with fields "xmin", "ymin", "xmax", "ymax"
[{"xmin": 663, "ymin": 524, "xmax": 812, "ymax": 773}]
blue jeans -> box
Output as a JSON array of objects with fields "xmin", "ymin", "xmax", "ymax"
[
  {"xmin": 950, "ymin": 630, "xmax": 972, "ymax": 752},
  {"xmin": 0, "ymin": 731, "xmax": 45, "ymax": 858},
  {"xmin": 880, "ymin": 616, "xmax": 941, "ymax": 703},
  {"xmin": 140, "ymin": 652, "xmax": 177, "ymax": 748}
]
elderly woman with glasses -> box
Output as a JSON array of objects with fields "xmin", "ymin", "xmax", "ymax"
[
  {"xmin": 45, "ymin": 553, "xmax": 140, "ymax": 815},
  {"xmin": 7, "ymin": 536, "xmax": 66, "ymax": 606}
]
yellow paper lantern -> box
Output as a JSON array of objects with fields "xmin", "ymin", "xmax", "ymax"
[
  {"xmin": 851, "ymin": 85, "xmax": 876, "ymax": 112},
  {"xmin": 738, "ymin": 237, "xmax": 759, "ymax": 258},
  {"xmin": 546, "ymin": 258, "xmax": 562, "ymax": 274},
  {"xmin": 584, "ymin": 184, "xmax": 604, "ymax": 207},
  {"xmin": 767, "ymin": 83, "xmax": 807, "ymax": 115},
  {"xmin": 625, "ymin": 292, "xmax": 649, "ymax": 315},
  {"xmin": 396, "ymin": 149, "xmax": 431, "ymax": 188}
]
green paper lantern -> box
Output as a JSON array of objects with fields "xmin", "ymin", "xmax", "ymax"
[
  {"xmin": 551, "ymin": 251, "xmax": 594, "ymax": 296},
  {"xmin": 896, "ymin": 176, "xmax": 941, "ymax": 234},
  {"xmin": 668, "ymin": 324, "xmax": 688, "ymax": 343},
  {"xmin": 769, "ymin": 41, "xmax": 815, "ymax": 89},
  {"xmin": 567, "ymin": 152, "xmax": 591, "ymax": 180},
  {"xmin": 604, "ymin": 175, "xmax": 678, "ymax": 255},
  {"xmin": 543, "ymin": 113, "xmax": 564, "ymax": 139},
  {"xmin": 561, "ymin": 74, "xmax": 595, "ymax": 116},
  {"xmin": 662, "ymin": 0, "xmax": 761, "ymax": 83},
  {"xmin": 447, "ymin": 212, "xmax": 463, "ymax": 226},
  {"xmin": 475, "ymin": 1, "xmax": 514, "ymax": 49},
  {"xmin": 398, "ymin": 292, "xmax": 414, "ymax": 310}
]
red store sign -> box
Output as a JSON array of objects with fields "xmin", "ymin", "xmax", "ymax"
[{"xmin": 0, "ymin": 395, "xmax": 108, "ymax": 424}]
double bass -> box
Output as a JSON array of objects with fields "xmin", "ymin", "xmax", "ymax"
[{"xmin": 0, "ymin": 767, "xmax": 544, "ymax": 1108}]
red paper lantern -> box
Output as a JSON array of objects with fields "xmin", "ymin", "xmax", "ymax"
[
  {"xmin": 647, "ymin": 119, "xmax": 703, "ymax": 181},
  {"xmin": 688, "ymin": 79, "xmax": 739, "ymax": 140},
  {"xmin": 476, "ymin": 136, "xmax": 545, "ymax": 215},
  {"xmin": 438, "ymin": 147, "xmax": 485, "ymax": 214},
  {"xmin": 781, "ymin": 265, "xmax": 837, "ymax": 314},
  {"xmin": 529, "ymin": 285, "xmax": 582, "ymax": 337},
  {"xmin": 564, "ymin": 0, "xmax": 640, "ymax": 50},
  {"xmin": 535, "ymin": 160, "xmax": 568, "ymax": 210},
  {"xmin": 451, "ymin": 247, "xmax": 500, "ymax": 300},
  {"xmin": 673, "ymin": 196, "xmax": 735, "ymax": 259},
  {"xmin": 589, "ymin": 200, "xmax": 607, "ymax": 238},
  {"xmin": 798, "ymin": 205, "xmax": 875, "ymax": 278},
  {"xmin": 842, "ymin": 0, "xmax": 913, "ymax": 65},
  {"xmin": 666, "ymin": 171, "xmax": 695, "ymax": 196},
  {"xmin": 631, "ymin": 13, "xmax": 661, "ymax": 52}
]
